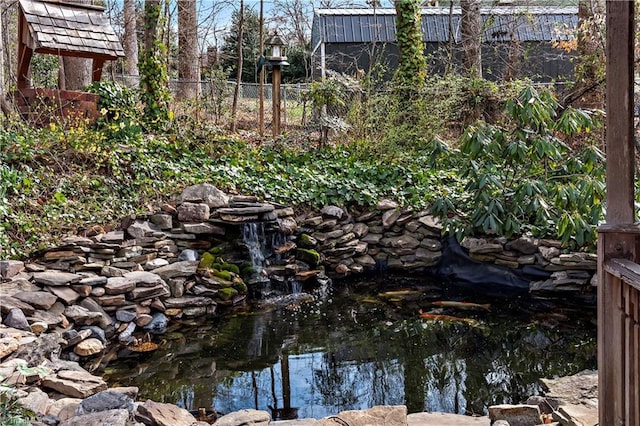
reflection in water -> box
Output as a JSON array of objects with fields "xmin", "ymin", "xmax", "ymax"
[{"xmin": 103, "ymin": 285, "xmax": 596, "ymax": 419}]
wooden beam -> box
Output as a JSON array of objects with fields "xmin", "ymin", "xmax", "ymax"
[
  {"xmin": 92, "ymin": 58, "xmax": 105, "ymax": 82},
  {"xmin": 605, "ymin": 0, "xmax": 635, "ymax": 225},
  {"xmin": 16, "ymin": 15, "xmax": 32, "ymax": 90}
]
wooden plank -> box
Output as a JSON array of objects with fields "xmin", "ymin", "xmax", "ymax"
[
  {"xmin": 612, "ymin": 278, "xmax": 626, "ymax": 423},
  {"xmin": 604, "ymin": 258, "xmax": 640, "ymax": 292},
  {"xmin": 634, "ymin": 322, "xmax": 640, "ymax": 424},
  {"xmin": 624, "ymin": 285, "xmax": 636, "ymax": 425}
]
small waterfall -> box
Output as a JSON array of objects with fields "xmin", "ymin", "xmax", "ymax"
[{"xmin": 242, "ymin": 222, "xmax": 268, "ymax": 277}]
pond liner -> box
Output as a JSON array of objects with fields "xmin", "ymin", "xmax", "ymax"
[{"xmin": 430, "ymin": 237, "xmax": 552, "ymax": 295}]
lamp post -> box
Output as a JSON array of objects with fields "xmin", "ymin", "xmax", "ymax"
[{"xmin": 266, "ymin": 31, "xmax": 288, "ymax": 137}]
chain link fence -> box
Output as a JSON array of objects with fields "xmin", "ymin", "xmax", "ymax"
[{"xmin": 112, "ymin": 75, "xmax": 314, "ymax": 132}]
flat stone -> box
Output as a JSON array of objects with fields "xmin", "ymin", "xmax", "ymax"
[
  {"xmin": 0, "ymin": 337, "xmax": 19, "ymax": 358},
  {"xmin": 387, "ymin": 235, "xmax": 421, "ymax": 250},
  {"xmin": 406, "ymin": 412, "xmax": 489, "ymax": 425},
  {"xmin": 64, "ymin": 305, "xmax": 102, "ymax": 326},
  {"xmin": 30, "ymin": 310, "xmax": 65, "ymax": 327},
  {"xmin": 320, "ymin": 205, "xmax": 344, "ymax": 219},
  {"xmin": 417, "ymin": 214, "xmax": 442, "ymax": 231},
  {"xmin": 152, "ymin": 260, "xmax": 199, "ymax": 279},
  {"xmin": 332, "ymin": 405, "xmax": 407, "ymax": 426},
  {"xmin": 180, "ymin": 183, "xmax": 229, "ymax": 208},
  {"xmin": 0, "ymin": 260, "xmax": 25, "ymax": 279},
  {"xmin": 354, "ymin": 254, "xmax": 376, "ymax": 268},
  {"xmin": 557, "ymin": 404, "xmax": 598, "ymax": 426},
  {"xmin": 100, "ymin": 231, "xmax": 125, "ymax": 244},
  {"xmin": 17, "ymin": 388, "xmax": 51, "ymax": 416},
  {"xmin": 30, "ymin": 321, "xmax": 48, "ymax": 335},
  {"xmin": 178, "ymin": 202, "xmax": 210, "ymax": 222},
  {"xmin": 42, "ymin": 370, "xmax": 107, "ymax": 398},
  {"xmin": 101, "ymin": 265, "xmax": 126, "ymax": 277},
  {"xmin": 182, "ymin": 222, "xmax": 225, "ymax": 235},
  {"xmin": 77, "ymin": 390, "xmax": 134, "ymax": 415},
  {"xmin": 124, "ymin": 270, "xmax": 165, "ymax": 287},
  {"xmin": 46, "ymin": 286, "xmax": 81, "ymax": 305},
  {"xmin": 150, "ymin": 213, "xmax": 174, "ymax": 230},
  {"xmin": 505, "ymin": 236, "xmax": 538, "ymax": 254},
  {"xmin": 488, "ymin": 404, "xmax": 541, "ymax": 426},
  {"xmin": 4, "ymin": 308, "xmax": 31, "ymax": 330},
  {"xmin": 352, "ymin": 222, "xmax": 369, "ymax": 238},
  {"xmin": 33, "ymin": 271, "xmax": 82, "ymax": 286},
  {"xmin": 217, "ymin": 204, "xmax": 275, "ymax": 215},
  {"xmin": 104, "ymin": 277, "xmax": 135, "ymax": 295},
  {"xmin": 78, "ymin": 298, "xmax": 113, "ymax": 328},
  {"xmin": 539, "ymin": 245, "xmax": 561, "ymax": 260},
  {"xmin": 59, "ymin": 408, "xmax": 131, "ymax": 426},
  {"xmin": 47, "ymin": 397, "xmax": 82, "ymax": 421},
  {"xmin": 420, "ymin": 238, "xmax": 442, "ymax": 251},
  {"xmin": 116, "ymin": 309, "xmax": 137, "ymax": 322},
  {"xmin": 128, "ymin": 283, "xmax": 170, "ymax": 301},
  {"xmin": 0, "ymin": 278, "xmax": 40, "ymax": 296},
  {"xmin": 539, "ymin": 370, "xmax": 598, "ymax": 408},
  {"xmin": 215, "ymin": 409, "xmax": 270, "ymax": 426},
  {"xmin": 96, "ymin": 294, "xmax": 128, "ymax": 306},
  {"xmin": 382, "ymin": 209, "xmax": 401, "ymax": 228},
  {"xmin": 79, "ymin": 276, "xmax": 108, "ymax": 286},
  {"xmin": 126, "ymin": 220, "xmax": 161, "ymax": 239},
  {"xmin": 74, "ymin": 338, "xmax": 104, "ymax": 356},
  {"xmin": 12, "ymin": 291, "xmax": 58, "ymax": 310},
  {"xmin": 164, "ymin": 296, "xmax": 215, "ymax": 308},
  {"xmin": 137, "ymin": 400, "xmax": 198, "ymax": 426},
  {"xmin": 219, "ymin": 213, "xmax": 259, "ymax": 223},
  {"xmin": 377, "ymin": 198, "xmax": 398, "ymax": 210}
]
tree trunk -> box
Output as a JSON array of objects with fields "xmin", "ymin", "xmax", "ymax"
[
  {"xmin": 61, "ymin": 0, "xmax": 92, "ymax": 90},
  {"xmin": 177, "ymin": 0, "xmax": 200, "ymax": 100},
  {"xmin": 572, "ymin": 0, "xmax": 605, "ymax": 107},
  {"xmin": 393, "ymin": 0, "xmax": 426, "ymax": 91},
  {"xmin": 461, "ymin": 0, "xmax": 482, "ymax": 79},
  {"xmin": 231, "ymin": 0, "xmax": 244, "ymax": 132},
  {"xmin": 123, "ymin": 0, "xmax": 139, "ymax": 86}
]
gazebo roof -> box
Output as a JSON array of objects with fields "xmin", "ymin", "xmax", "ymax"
[{"xmin": 19, "ymin": 0, "xmax": 124, "ymax": 59}]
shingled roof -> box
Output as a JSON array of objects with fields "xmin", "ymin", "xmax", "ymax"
[{"xmin": 18, "ymin": 0, "xmax": 124, "ymax": 59}]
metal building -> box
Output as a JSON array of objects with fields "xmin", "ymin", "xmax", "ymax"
[{"xmin": 311, "ymin": 6, "xmax": 577, "ymax": 82}]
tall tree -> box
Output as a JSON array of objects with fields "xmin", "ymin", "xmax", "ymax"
[
  {"xmin": 122, "ymin": 0, "xmax": 139, "ymax": 84},
  {"xmin": 572, "ymin": 0, "xmax": 605, "ymax": 106},
  {"xmin": 460, "ymin": 0, "xmax": 482, "ymax": 78},
  {"xmin": 393, "ymin": 0, "xmax": 426, "ymax": 91},
  {"xmin": 221, "ymin": 6, "xmax": 262, "ymax": 82},
  {"xmin": 230, "ymin": 0, "xmax": 244, "ymax": 132},
  {"xmin": 177, "ymin": 0, "xmax": 200, "ymax": 100},
  {"xmin": 0, "ymin": 0, "xmax": 8, "ymax": 117},
  {"xmin": 61, "ymin": 0, "xmax": 92, "ymax": 90},
  {"xmin": 140, "ymin": 0, "xmax": 170, "ymax": 128}
]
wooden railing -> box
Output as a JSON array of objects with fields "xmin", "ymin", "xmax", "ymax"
[{"xmin": 600, "ymin": 257, "xmax": 640, "ymax": 425}]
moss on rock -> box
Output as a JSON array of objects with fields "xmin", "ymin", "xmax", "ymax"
[
  {"xmin": 218, "ymin": 287, "xmax": 238, "ymax": 301},
  {"xmin": 296, "ymin": 248, "xmax": 321, "ymax": 267},
  {"xmin": 198, "ymin": 252, "xmax": 215, "ymax": 270},
  {"xmin": 221, "ymin": 263, "xmax": 240, "ymax": 275}
]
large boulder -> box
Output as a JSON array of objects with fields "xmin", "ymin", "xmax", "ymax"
[{"xmin": 179, "ymin": 183, "xmax": 229, "ymax": 208}]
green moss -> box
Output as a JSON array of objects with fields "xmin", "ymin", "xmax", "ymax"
[
  {"xmin": 296, "ymin": 248, "xmax": 321, "ymax": 267},
  {"xmin": 300, "ymin": 233, "xmax": 317, "ymax": 247},
  {"xmin": 232, "ymin": 278, "xmax": 248, "ymax": 295},
  {"xmin": 214, "ymin": 270, "xmax": 232, "ymax": 281},
  {"xmin": 241, "ymin": 265, "xmax": 256, "ymax": 278},
  {"xmin": 218, "ymin": 287, "xmax": 238, "ymax": 301},
  {"xmin": 209, "ymin": 243, "xmax": 230, "ymax": 255},
  {"xmin": 212, "ymin": 263, "xmax": 222, "ymax": 270},
  {"xmin": 221, "ymin": 263, "xmax": 240, "ymax": 275},
  {"xmin": 198, "ymin": 252, "xmax": 215, "ymax": 270}
]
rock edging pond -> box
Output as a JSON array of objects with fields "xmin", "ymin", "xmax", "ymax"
[{"xmin": 0, "ymin": 183, "xmax": 599, "ymax": 425}]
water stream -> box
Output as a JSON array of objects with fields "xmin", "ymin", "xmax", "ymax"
[{"xmin": 102, "ymin": 279, "xmax": 597, "ymax": 420}]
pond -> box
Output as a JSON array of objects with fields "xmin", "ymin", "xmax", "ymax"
[{"xmin": 101, "ymin": 277, "xmax": 597, "ymax": 420}]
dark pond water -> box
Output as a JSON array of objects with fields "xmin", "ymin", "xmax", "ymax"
[{"xmin": 101, "ymin": 278, "xmax": 597, "ymax": 420}]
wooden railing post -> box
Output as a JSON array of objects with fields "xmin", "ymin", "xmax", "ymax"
[{"xmin": 601, "ymin": 1, "xmax": 637, "ymax": 424}]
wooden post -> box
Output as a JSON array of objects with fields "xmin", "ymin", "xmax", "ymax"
[
  {"xmin": 599, "ymin": 2, "xmax": 636, "ymax": 425},
  {"xmin": 272, "ymin": 65, "xmax": 281, "ymax": 137}
]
